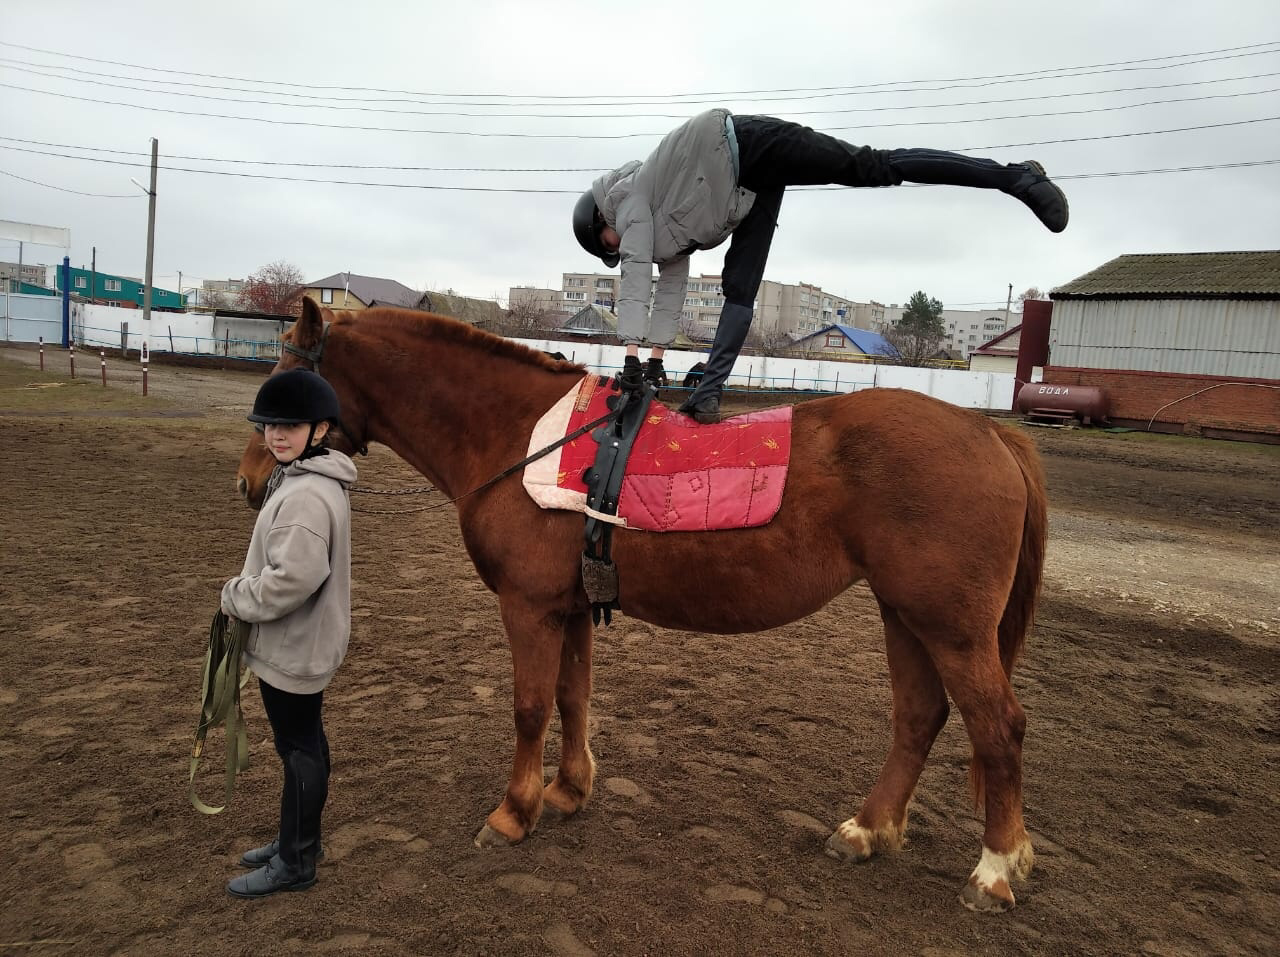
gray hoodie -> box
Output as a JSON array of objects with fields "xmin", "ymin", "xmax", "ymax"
[
  {"xmin": 221, "ymin": 450, "xmax": 357, "ymax": 694},
  {"xmin": 592, "ymin": 109, "xmax": 756, "ymax": 346}
]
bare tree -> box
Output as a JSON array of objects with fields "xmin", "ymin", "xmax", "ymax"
[
  {"xmin": 197, "ymin": 287, "xmax": 230, "ymax": 311},
  {"xmin": 503, "ymin": 298, "xmax": 558, "ymax": 334},
  {"xmin": 746, "ymin": 322, "xmax": 793, "ymax": 356},
  {"xmin": 237, "ymin": 260, "xmax": 305, "ymax": 316},
  {"xmin": 1016, "ymin": 287, "xmax": 1046, "ymax": 311}
]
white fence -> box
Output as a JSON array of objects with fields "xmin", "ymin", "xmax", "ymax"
[
  {"xmin": 8, "ymin": 303, "xmax": 1014, "ymax": 412},
  {"xmin": 515, "ymin": 337, "xmax": 1015, "ymax": 411}
]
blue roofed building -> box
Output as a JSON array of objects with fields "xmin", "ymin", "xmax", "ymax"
[{"xmin": 789, "ymin": 323, "xmax": 897, "ymax": 360}]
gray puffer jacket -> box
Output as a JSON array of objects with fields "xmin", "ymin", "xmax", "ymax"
[
  {"xmin": 221, "ymin": 450, "xmax": 356, "ymax": 694},
  {"xmin": 592, "ymin": 109, "xmax": 756, "ymax": 343}
]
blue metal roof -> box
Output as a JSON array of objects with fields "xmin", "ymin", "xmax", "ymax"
[{"xmin": 794, "ymin": 323, "xmax": 897, "ymax": 357}]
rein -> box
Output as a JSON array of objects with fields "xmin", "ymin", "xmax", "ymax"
[
  {"xmin": 381, "ymin": 406, "xmax": 617, "ymax": 514},
  {"xmin": 283, "ymin": 324, "xmax": 617, "ymax": 513}
]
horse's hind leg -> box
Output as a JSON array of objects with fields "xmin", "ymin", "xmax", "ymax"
[
  {"xmin": 544, "ymin": 611, "xmax": 596, "ymax": 816},
  {"xmin": 825, "ymin": 604, "xmax": 949, "ymax": 863},
  {"xmin": 921, "ymin": 631, "xmax": 1033, "ymax": 912}
]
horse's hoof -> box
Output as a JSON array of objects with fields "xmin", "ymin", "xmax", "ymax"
[
  {"xmin": 543, "ymin": 780, "xmax": 588, "ymax": 817},
  {"xmin": 823, "ymin": 827, "xmax": 873, "ymax": 863},
  {"xmin": 960, "ymin": 875, "xmax": 1016, "ymax": 913},
  {"xmin": 473, "ymin": 824, "xmax": 521, "ymax": 849}
]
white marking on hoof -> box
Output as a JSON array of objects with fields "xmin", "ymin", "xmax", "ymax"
[
  {"xmin": 824, "ymin": 817, "xmax": 902, "ymax": 862},
  {"xmin": 961, "ymin": 842, "xmax": 1033, "ymax": 912}
]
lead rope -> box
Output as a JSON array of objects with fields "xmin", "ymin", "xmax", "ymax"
[{"xmin": 189, "ymin": 610, "xmax": 252, "ymax": 815}]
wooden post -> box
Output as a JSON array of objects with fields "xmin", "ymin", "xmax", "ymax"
[
  {"xmin": 100, "ymin": 350, "xmax": 107, "ymax": 387},
  {"xmin": 39, "ymin": 336, "xmax": 44, "ymax": 371},
  {"xmin": 69, "ymin": 341, "xmax": 75, "ymax": 379},
  {"xmin": 224, "ymin": 329, "xmax": 230, "ymax": 357},
  {"xmin": 141, "ymin": 341, "xmax": 149, "ymax": 397},
  {"xmin": 168, "ymin": 325, "xmax": 175, "ymax": 353}
]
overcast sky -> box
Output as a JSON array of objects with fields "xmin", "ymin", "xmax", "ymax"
[{"xmin": 2, "ymin": 1, "xmax": 1278, "ymax": 313}]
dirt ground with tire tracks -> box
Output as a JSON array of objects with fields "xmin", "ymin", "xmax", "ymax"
[{"xmin": 1, "ymin": 345, "xmax": 1276, "ymax": 957}]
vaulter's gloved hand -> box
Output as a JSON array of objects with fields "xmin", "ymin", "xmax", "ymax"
[{"xmin": 617, "ymin": 355, "xmax": 644, "ymax": 393}]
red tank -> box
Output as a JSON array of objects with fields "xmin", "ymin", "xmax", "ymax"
[{"xmin": 1015, "ymin": 383, "xmax": 1111, "ymax": 426}]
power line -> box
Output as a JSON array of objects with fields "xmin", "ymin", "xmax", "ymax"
[
  {"xmin": 0, "ymin": 136, "xmax": 603, "ymax": 172},
  {"xmin": 5, "ymin": 80, "xmax": 1280, "ymax": 143},
  {"xmin": 4, "ymin": 54, "xmax": 1280, "ymax": 115},
  {"xmin": 3, "ymin": 60, "xmax": 1277, "ymax": 129},
  {"xmin": 0, "ymin": 166, "xmax": 140, "ymax": 198},
  {"xmin": 4, "ymin": 142, "xmax": 1276, "ymax": 194},
  {"xmin": 7, "ymin": 134, "xmax": 1280, "ymax": 181},
  {"xmin": 1, "ymin": 37, "xmax": 1276, "ymax": 101}
]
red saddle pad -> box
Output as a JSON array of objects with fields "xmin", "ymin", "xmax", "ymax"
[{"xmin": 523, "ymin": 376, "xmax": 792, "ymax": 532}]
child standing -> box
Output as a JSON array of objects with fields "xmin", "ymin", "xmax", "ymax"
[{"xmin": 221, "ymin": 368, "xmax": 356, "ymax": 899}]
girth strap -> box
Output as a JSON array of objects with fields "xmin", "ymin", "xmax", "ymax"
[{"xmin": 189, "ymin": 611, "xmax": 252, "ymax": 815}]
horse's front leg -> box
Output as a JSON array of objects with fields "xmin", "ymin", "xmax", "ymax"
[
  {"xmin": 474, "ymin": 596, "xmax": 563, "ymax": 847},
  {"xmin": 544, "ymin": 611, "xmax": 596, "ymax": 816}
]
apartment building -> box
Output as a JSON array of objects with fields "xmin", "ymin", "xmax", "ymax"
[
  {"xmin": 880, "ymin": 304, "xmax": 1012, "ymax": 358},
  {"xmin": 560, "ymin": 271, "xmax": 877, "ymax": 344},
  {"xmin": 508, "ymin": 286, "xmax": 565, "ymax": 314},
  {"xmin": 0, "ymin": 261, "xmax": 47, "ymax": 287}
]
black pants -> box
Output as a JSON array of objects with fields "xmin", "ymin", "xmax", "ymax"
[
  {"xmin": 259, "ymin": 678, "xmax": 329, "ymax": 768},
  {"xmin": 722, "ymin": 115, "xmax": 900, "ymax": 307},
  {"xmin": 259, "ymin": 678, "xmax": 329, "ymax": 868}
]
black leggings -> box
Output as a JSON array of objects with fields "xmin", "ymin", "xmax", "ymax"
[
  {"xmin": 259, "ymin": 678, "xmax": 330, "ymax": 772},
  {"xmin": 722, "ymin": 115, "xmax": 899, "ymax": 307}
]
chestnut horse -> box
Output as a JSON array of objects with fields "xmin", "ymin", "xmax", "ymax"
[{"xmin": 236, "ymin": 299, "xmax": 1048, "ymax": 912}]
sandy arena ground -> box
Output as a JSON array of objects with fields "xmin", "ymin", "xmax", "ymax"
[{"xmin": 1, "ymin": 344, "xmax": 1276, "ymax": 956}]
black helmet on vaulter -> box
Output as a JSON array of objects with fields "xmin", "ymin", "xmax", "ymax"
[
  {"xmin": 247, "ymin": 369, "xmax": 341, "ymax": 425},
  {"xmin": 572, "ymin": 189, "xmax": 620, "ymax": 268}
]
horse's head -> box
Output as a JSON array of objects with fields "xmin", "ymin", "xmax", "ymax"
[{"xmin": 236, "ymin": 297, "xmax": 367, "ymax": 509}]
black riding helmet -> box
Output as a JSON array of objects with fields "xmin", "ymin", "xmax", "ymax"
[
  {"xmin": 248, "ymin": 368, "xmax": 341, "ymax": 426},
  {"xmin": 572, "ymin": 189, "xmax": 620, "ymax": 268}
]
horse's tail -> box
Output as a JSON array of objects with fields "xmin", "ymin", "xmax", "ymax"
[
  {"xmin": 993, "ymin": 425, "xmax": 1048, "ymax": 678},
  {"xmin": 969, "ymin": 424, "xmax": 1047, "ymax": 810}
]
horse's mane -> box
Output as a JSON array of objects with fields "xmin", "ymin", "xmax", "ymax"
[{"xmin": 343, "ymin": 307, "xmax": 586, "ymax": 374}]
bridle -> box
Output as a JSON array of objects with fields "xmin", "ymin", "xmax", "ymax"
[{"xmin": 281, "ymin": 320, "xmax": 370, "ymax": 457}]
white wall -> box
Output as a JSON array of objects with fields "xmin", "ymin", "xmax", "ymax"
[
  {"xmin": 517, "ymin": 336, "xmax": 1014, "ymax": 411},
  {"xmin": 51, "ymin": 308, "xmax": 1013, "ymax": 412},
  {"xmin": 75, "ymin": 305, "xmax": 283, "ymax": 360}
]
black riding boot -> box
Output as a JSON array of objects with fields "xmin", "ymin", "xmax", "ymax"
[
  {"xmin": 886, "ymin": 148, "xmax": 1069, "ymax": 233},
  {"xmin": 239, "ymin": 835, "xmax": 325, "ymax": 868},
  {"xmin": 228, "ymin": 751, "xmax": 327, "ymax": 899},
  {"xmin": 678, "ymin": 303, "xmax": 754, "ymax": 424}
]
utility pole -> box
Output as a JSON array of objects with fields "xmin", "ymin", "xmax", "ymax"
[
  {"xmin": 141, "ymin": 138, "xmax": 158, "ymax": 361},
  {"xmin": 91, "ymin": 246, "xmax": 96, "ymax": 304},
  {"xmin": 1004, "ymin": 282, "xmax": 1013, "ymax": 329}
]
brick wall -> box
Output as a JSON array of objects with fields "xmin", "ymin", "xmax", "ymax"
[{"xmin": 1043, "ymin": 367, "xmax": 1280, "ymax": 436}]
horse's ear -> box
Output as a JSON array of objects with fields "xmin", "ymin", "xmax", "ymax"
[{"xmin": 296, "ymin": 296, "xmax": 326, "ymax": 347}]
